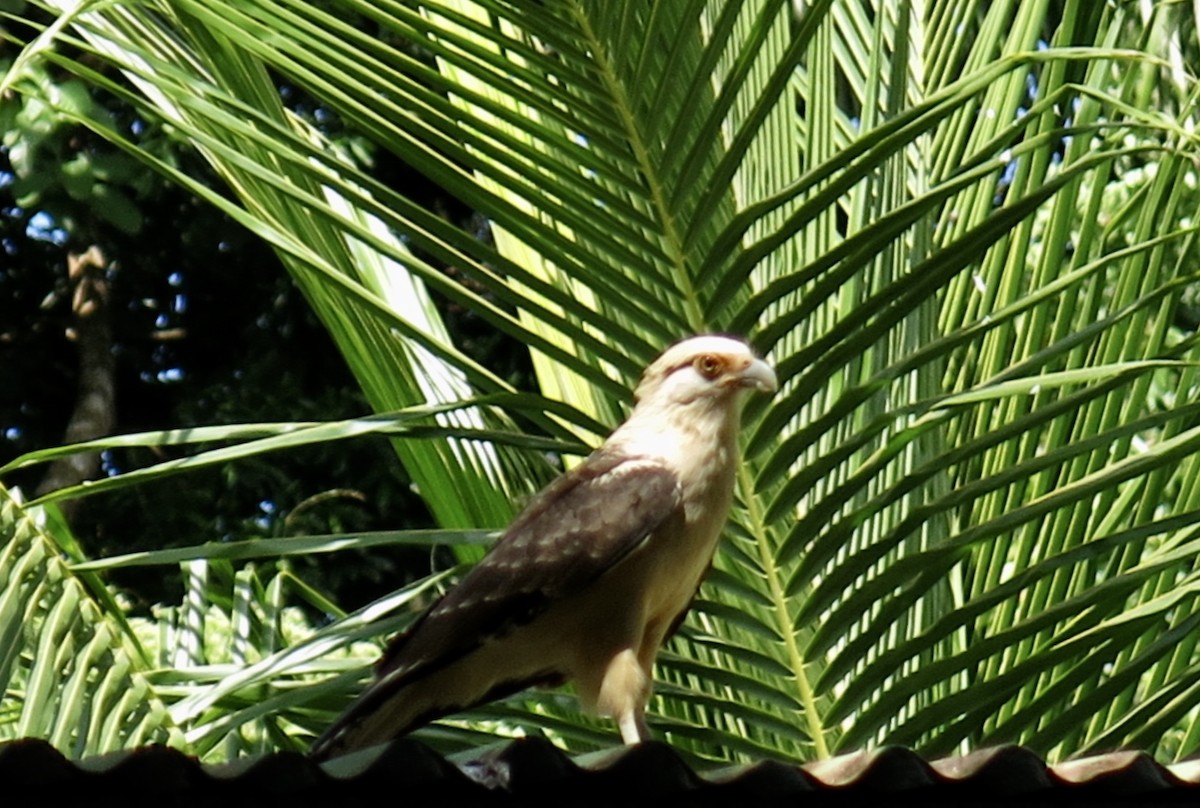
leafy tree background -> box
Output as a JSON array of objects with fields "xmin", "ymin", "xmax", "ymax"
[
  {"xmin": 4, "ymin": 0, "xmax": 1200, "ymax": 767},
  {"xmin": 0, "ymin": 49, "xmax": 510, "ymax": 609}
]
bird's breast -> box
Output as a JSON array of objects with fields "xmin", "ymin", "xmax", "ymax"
[
  {"xmin": 605, "ymin": 406, "xmax": 741, "ymax": 627},
  {"xmin": 644, "ymin": 445, "xmax": 737, "ymax": 623}
]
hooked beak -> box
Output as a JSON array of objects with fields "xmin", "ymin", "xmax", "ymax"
[{"xmin": 736, "ymin": 357, "xmax": 778, "ymax": 395}]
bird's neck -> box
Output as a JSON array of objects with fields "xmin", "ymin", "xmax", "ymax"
[{"xmin": 607, "ymin": 395, "xmax": 742, "ymax": 475}]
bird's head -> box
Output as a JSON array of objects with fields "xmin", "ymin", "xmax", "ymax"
[{"xmin": 632, "ymin": 335, "xmax": 777, "ymax": 409}]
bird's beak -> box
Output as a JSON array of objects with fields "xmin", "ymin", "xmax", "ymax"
[{"xmin": 737, "ymin": 358, "xmax": 778, "ymax": 395}]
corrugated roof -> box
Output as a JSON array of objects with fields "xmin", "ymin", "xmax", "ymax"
[{"xmin": 4, "ymin": 737, "xmax": 1199, "ymax": 806}]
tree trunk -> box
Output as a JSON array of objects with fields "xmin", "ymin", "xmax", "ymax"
[{"xmin": 35, "ymin": 246, "xmax": 117, "ymax": 521}]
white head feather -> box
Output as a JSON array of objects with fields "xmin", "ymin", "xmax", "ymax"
[{"xmin": 610, "ymin": 335, "xmax": 776, "ymax": 466}]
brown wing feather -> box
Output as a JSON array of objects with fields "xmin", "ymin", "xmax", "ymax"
[{"xmin": 379, "ymin": 449, "xmax": 680, "ymax": 679}]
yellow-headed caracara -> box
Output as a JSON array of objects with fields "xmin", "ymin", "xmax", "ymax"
[{"xmin": 309, "ymin": 335, "xmax": 777, "ymax": 759}]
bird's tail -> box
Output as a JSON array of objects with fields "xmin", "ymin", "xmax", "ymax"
[
  {"xmin": 308, "ymin": 662, "xmax": 562, "ymax": 761},
  {"xmin": 308, "ymin": 673, "xmax": 441, "ymax": 761}
]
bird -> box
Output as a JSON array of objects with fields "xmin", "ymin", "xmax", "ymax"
[{"xmin": 308, "ymin": 334, "xmax": 777, "ymax": 760}]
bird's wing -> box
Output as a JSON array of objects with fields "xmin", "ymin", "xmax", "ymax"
[
  {"xmin": 376, "ymin": 449, "xmax": 681, "ymax": 683},
  {"xmin": 308, "ymin": 451, "xmax": 680, "ymax": 759}
]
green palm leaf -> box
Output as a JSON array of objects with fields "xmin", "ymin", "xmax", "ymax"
[
  {"xmin": 0, "ymin": 485, "xmax": 179, "ymax": 755},
  {"xmin": 6, "ymin": 0, "xmax": 1200, "ymax": 764}
]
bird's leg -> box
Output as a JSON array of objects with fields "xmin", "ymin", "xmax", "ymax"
[
  {"xmin": 599, "ymin": 648, "xmax": 652, "ymax": 744},
  {"xmin": 618, "ymin": 709, "xmax": 650, "ymax": 744}
]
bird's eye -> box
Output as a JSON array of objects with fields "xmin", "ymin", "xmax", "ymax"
[{"xmin": 694, "ymin": 354, "xmax": 724, "ymax": 379}]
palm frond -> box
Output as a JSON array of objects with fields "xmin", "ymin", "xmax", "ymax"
[
  {"xmin": 5, "ymin": 0, "xmax": 1200, "ymax": 764},
  {"xmin": 0, "ymin": 486, "xmax": 179, "ymax": 755}
]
